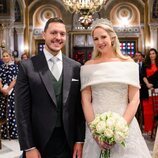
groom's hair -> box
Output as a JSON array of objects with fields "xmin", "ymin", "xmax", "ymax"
[{"xmin": 44, "ymin": 17, "xmax": 65, "ymax": 32}]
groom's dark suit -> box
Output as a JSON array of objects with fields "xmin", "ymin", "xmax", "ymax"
[{"xmin": 15, "ymin": 52, "xmax": 85, "ymax": 157}]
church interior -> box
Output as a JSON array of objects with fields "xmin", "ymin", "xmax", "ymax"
[
  {"xmin": 0, "ymin": 0, "xmax": 158, "ymax": 158},
  {"xmin": 0, "ymin": 0, "xmax": 158, "ymax": 62}
]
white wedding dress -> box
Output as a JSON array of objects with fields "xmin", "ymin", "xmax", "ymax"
[{"xmin": 80, "ymin": 61, "xmax": 151, "ymax": 158}]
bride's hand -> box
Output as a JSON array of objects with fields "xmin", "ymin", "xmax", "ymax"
[
  {"xmin": 93, "ymin": 135, "xmax": 115, "ymax": 150},
  {"xmin": 100, "ymin": 141, "xmax": 115, "ymax": 150}
]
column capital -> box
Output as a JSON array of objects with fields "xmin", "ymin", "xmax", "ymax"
[
  {"xmin": 149, "ymin": 23, "xmax": 158, "ymax": 30},
  {"xmin": 15, "ymin": 26, "xmax": 25, "ymax": 34}
]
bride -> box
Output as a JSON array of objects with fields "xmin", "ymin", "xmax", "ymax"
[{"xmin": 80, "ymin": 18, "xmax": 151, "ymax": 158}]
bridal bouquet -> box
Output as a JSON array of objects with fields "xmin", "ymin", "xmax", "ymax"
[{"xmin": 89, "ymin": 111, "xmax": 129, "ymax": 158}]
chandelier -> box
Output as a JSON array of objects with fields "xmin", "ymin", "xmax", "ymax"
[{"xmin": 62, "ymin": 0, "xmax": 107, "ymax": 29}]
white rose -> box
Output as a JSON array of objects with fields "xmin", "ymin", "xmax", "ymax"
[
  {"xmin": 100, "ymin": 113, "xmax": 108, "ymax": 121},
  {"xmin": 91, "ymin": 116, "xmax": 100, "ymax": 126},
  {"xmin": 106, "ymin": 117, "xmax": 116, "ymax": 129},
  {"xmin": 114, "ymin": 131, "xmax": 127, "ymax": 143},
  {"xmin": 106, "ymin": 112, "xmax": 113, "ymax": 118},
  {"xmin": 112, "ymin": 112, "xmax": 120, "ymax": 119},
  {"xmin": 123, "ymin": 126, "xmax": 129, "ymax": 134},
  {"xmin": 119, "ymin": 117, "xmax": 127, "ymax": 125},
  {"xmin": 115, "ymin": 119, "xmax": 127, "ymax": 132},
  {"xmin": 104, "ymin": 128, "xmax": 114, "ymax": 138},
  {"xmin": 96, "ymin": 121, "xmax": 106, "ymax": 133}
]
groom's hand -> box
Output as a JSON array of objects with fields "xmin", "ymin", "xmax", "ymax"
[
  {"xmin": 26, "ymin": 148, "xmax": 41, "ymax": 158},
  {"xmin": 73, "ymin": 143, "xmax": 83, "ymax": 158}
]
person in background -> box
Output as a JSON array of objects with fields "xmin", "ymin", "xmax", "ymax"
[
  {"xmin": 134, "ymin": 51, "xmax": 145, "ymax": 97},
  {"xmin": 80, "ymin": 18, "xmax": 151, "ymax": 158},
  {"xmin": 142, "ymin": 48, "xmax": 158, "ymax": 133},
  {"xmin": 0, "ymin": 50, "xmax": 18, "ymax": 139},
  {"xmin": 15, "ymin": 17, "xmax": 85, "ymax": 158},
  {"xmin": 134, "ymin": 51, "xmax": 144, "ymax": 69},
  {"xmin": 134, "ymin": 51, "xmax": 144, "ymax": 130},
  {"xmin": 21, "ymin": 52, "xmax": 29, "ymax": 60}
]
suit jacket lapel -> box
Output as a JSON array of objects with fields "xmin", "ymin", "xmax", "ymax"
[
  {"xmin": 62, "ymin": 55, "xmax": 72, "ymax": 106},
  {"xmin": 34, "ymin": 53, "xmax": 57, "ymax": 106}
]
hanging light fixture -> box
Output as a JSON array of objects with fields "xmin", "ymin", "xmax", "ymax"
[{"xmin": 62, "ymin": 0, "xmax": 107, "ymax": 29}]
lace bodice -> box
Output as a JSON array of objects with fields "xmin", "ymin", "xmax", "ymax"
[{"xmin": 92, "ymin": 83, "xmax": 128, "ymax": 115}]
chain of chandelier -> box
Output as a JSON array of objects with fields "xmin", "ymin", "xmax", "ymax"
[{"xmin": 62, "ymin": 0, "xmax": 107, "ymax": 29}]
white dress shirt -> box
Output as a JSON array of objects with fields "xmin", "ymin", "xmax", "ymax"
[{"xmin": 43, "ymin": 48, "xmax": 63, "ymax": 77}]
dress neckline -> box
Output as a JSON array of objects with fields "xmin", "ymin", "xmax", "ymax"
[{"xmin": 82, "ymin": 61, "xmax": 134, "ymax": 67}]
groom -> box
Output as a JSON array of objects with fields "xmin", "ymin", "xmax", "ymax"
[{"xmin": 15, "ymin": 17, "xmax": 85, "ymax": 158}]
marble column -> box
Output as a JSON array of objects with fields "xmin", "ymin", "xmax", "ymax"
[
  {"xmin": 143, "ymin": 0, "xmax": 150, "ymax": 54},
  {"xmin": 15, "ymin": 27, "xmax": 25, "ymax": 58},
  {"xmin": 149, "ymin": 23, "xmax": 158, "ymax": 50},
  {"xmin": 140, "ymin": 24, "xmax": 145, "ymax": 53},
  {"xmin": 24, "ymin": 0, "xmax": 29, "ymax": 54},
  {"xmin": 29, "ymin": 26, "xmax": 34, "ymax": 56},
  {"xmin": 2, "ymin": 23, "xmax": 14, "ymax": 52}
]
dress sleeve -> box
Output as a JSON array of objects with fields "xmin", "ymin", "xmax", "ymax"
[
  {"xmin": 12, "ymin": 64, "xmax": 19, "ymax": 80},
  {"xmin": 80, "ymin": 62, "xmax": 140, "ymax": 90}
]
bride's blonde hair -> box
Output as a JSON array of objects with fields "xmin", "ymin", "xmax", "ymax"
[{"xmin": 91, "ymin": 18, "xmax": 130, "ymax": 60}]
